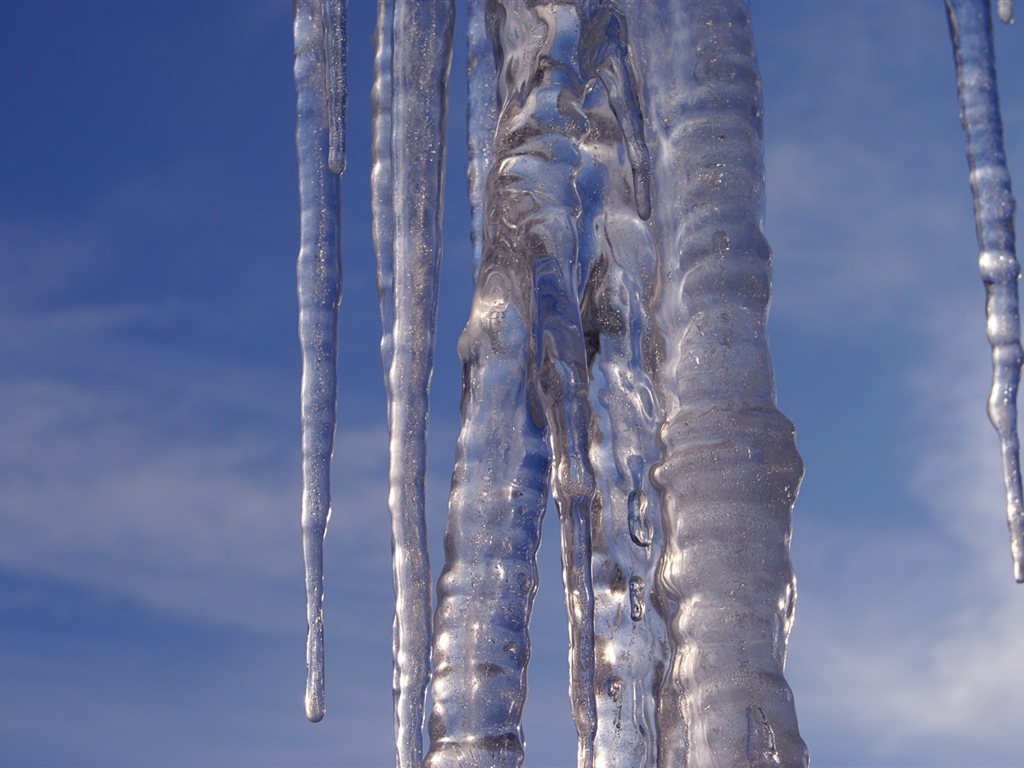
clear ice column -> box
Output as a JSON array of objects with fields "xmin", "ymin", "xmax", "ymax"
[
  {"xmin": 375, "ymin": 0, "xmax": 455, "ymax": 765},
  {"xmin": 946, "ymin": 0, "xmax": 1024, "ymax": 583},
  {"xmin": 428, "ymin": 2, "xmax": 599, "ymax": 765},
  {"xmin": 294, "ymin": 0, "xmax": 346, "ymax": 725},
  {"xmin": 623, "ymin": 1, "xmax": 807, "ymax": 765},
  {"xmin": 577, "ymin": 5, "xmax": 667, "ymax": 766}
]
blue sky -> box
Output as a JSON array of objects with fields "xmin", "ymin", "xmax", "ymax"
[{"xmin": 1, "ymin": 1, "xmax": 1023, "ymax": 766}]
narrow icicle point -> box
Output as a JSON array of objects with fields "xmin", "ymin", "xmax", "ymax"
[
  {"xmin": 466, "ymin": 0, "xmax": 498, "ymax": 279},
  {"xmin": 998, "ymin": 0, "xmax": 1014, "ymax": 24},
  {"xmin": 293, "ymin": 0, "xmax": 343, "ymax": 723},
  {"xmin": 623, "ymin": 1, "xmax": 808, "ymax": 764},
  {"xmin": 387, "ymin": 0, "xmax": 454, "ymax": 764},
  {"xmin": 324, "ymin": 0, "xmax": 347, "ymax": 175},
  {"xmin": 947, "ymin": 0, "xmax": 1024, "ymax": 582}
]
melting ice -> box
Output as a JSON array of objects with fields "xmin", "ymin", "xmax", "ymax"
[{"xmin": 294, "ymin": 0, "xmax": 1021, "ymax": 765}]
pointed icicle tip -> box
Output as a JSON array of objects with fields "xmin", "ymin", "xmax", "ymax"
[{"xmin": 998, "ymin": 0, "xmax": 1014, "ymax": 24}]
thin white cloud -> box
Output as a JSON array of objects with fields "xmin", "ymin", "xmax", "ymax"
[
  {"xmin": 786, "ymin": 287, "xmax": 1024, "ymax": 766},
  {"xmin": 0, "ymin": 371, "xmax": 392, "ymax": 630}
]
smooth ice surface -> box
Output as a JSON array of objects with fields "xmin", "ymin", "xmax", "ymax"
[
  {"xmin": 998, "ymin": 0, "xmax": 1014, "ymax": 24},
  {"xmin": 947, "ymin": 0, "xmax": 1024, "ymax": 582},
  {"xmin": 294, "ymin": 0, "xmax": 344, "ymax": 724}
]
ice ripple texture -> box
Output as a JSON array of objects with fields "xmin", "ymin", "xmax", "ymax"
[{"xmin": 292, "ymin": 0, "xmax": 1020, "ymax": 766}]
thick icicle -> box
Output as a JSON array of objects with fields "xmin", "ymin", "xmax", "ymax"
[
  {"xmin": 428, "ymin": 2, "xmax": 599, "ymax": 765},
  {"xmin": 947, "ymin": 0, "xmax": 1024, "ymax": 583},
  {"xmin": 577, "ymin": 5, "xmax": 668, "ymax": 766},
  {"xmin": 294, "ymin": 0, "xmax": 345, "ymax": 724},
  {"xmin": 385, "ymin": 1, "xmax": 454, "ymax": 765},
  {"xmin": 622, "ymin": 1, "xmax": 808, "ymax": 764},
  {"xmin": 466, "ymin": 0, "xmax": 498, "ymax": 278}
]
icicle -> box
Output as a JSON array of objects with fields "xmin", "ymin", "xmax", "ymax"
[
  {"xmin": 372, "ymin": 0, "xmax": 394, "ymax": 392},
  {"xmin": 577, "ymin": 4, "xmax": 667, "ymax": 765},
  {"xmin": 293, "ymin": 0, "xmax": 345, "ymax": 724},
  {"xmin": 466, "ymin": 0, "xmax": 498, "ymax": 279},
  {"xmin": 621, "ymin": 1, "xmax": 808, "ymax": 765},
  {"xmin": 384, "ymin": 0, "xmax": 454, "ymax": 765},
  {"xmin": 946, "ymin": 0, "xmax": 1024, "ymax": 583},
  {"xmin": 428, "ymin": 3, "xmax": 601, "ymax": 765}
]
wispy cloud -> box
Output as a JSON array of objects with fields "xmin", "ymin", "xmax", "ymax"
[{"xmin": 786, "ymin": 289, "xmax": 1024, "ymax": 766}]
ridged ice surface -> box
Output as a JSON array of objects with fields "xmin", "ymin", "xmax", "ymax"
[
  {"xmin": 373, "ymin": 1, "xmax": 455, "ymax": 765},
  {"xmin": 291, "ymin": 0, "xmax": 1024, "ymax": 762},
  {"xmin": 622, "ymin": 1, "xmax": 807, "ymax": 765},
  {"xmin": 428, "ymin": 3, "xmax": 600, "ymax": 764},
  {"xmin": 946, "ymin": 0, "xmax": 1024, "ymax": 583},
  {"xmin": 294, "ymin": 0, "xmax": 344, "ymax": 725},
  {"xmin": 297, "ymin": 0, "xmax": 809, "ymax": 763}
]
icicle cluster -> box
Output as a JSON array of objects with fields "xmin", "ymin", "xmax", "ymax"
[
  {"xmin": 293, "ymin": 0, "xmax": 1024, "ymax": 762},
  {"xmin": 946, "ymin": 0, "xmax": 1024, "ymax": 583},
  {"xmin": 295, "ymin": 0, "xmax": 807, "ymax": 764}
]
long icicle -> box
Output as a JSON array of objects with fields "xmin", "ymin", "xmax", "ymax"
[
  {"xmin": 946, "ymin": 0, "xmax": 1024, "ymax": 583},
  {"xmin": 578, "ymin": 4, "xmax": 668, "ymax": 765},
  {"xmin": 386, "ymin": 1, "xmax": 454, "ymax": 765},
  {"xmin": 294, "ymin": 0, "xmax": 345, "ymax": 724},
  {"xmin": 428, "ymin": 2, "xmax": 600, "ymax": 765},
  {"xmin": 623, "ymin": 1, "xmax": 807, "ymax": 764}
]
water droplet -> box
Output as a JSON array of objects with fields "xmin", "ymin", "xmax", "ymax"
[
  {"xmin": 627, "ymin": 490, "xmax": 653, "ymax": 547},
  {"xmin": 628, "ymin": 575, "xmax": 645, "ymax": 621}
]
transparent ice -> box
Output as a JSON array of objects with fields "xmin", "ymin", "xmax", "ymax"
[
  {"xmin": 947, "ymin": 0, "xmax": 1024, "ymax": 583},
  {"xmin": 294, "ymin": 0, "xmax": 1021, "ymax": 765}
]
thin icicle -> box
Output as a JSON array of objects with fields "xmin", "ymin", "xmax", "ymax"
[
  {"xmin": 372, "ymin": 0, "xmax": 394, "ymax": 391},
  {"xmin": 386, "ymin": 1, "xmax": 454, "ymax": 765},
  {"xmin": 466, "ymin": 0, "xmax": 497, "ymax": 279},
  {"xmin": 946, "ymin": 0, "xmax": 1024, "ymax": 582},
  {"xmin": 293, "ymin": 0, "xmax": 344, "ymax": 724},
  {"xmin": 622, "ymin": 1, "xmax": 807, "ymax": 765}
]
